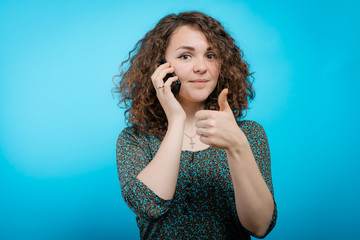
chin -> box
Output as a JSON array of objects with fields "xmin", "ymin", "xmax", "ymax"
[
  {"xmin": 178, "ymin": 93, "xmax": 209, "ymax": 104},
  {"xmin": 178, "ymin": 87, "xmax": 215, "ymax": 103}
]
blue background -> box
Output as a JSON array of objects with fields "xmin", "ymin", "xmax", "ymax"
[{"xmin": 1, "ymin": 0, "xmax": 359, "ymax": 239}]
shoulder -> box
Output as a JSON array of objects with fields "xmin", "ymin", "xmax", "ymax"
[
  {"xmin": 237, "ymin": 120, "xmax": 270, "ymax": 161},
  {"xmin": 117, "ymin": 126, "xmax": 159, "ymax": 148},
  {"xmin": 237, "ymin": 120, "xmax": 265, "ymax": 133},
  {"xmin": 237, "ymin": 120, "xmax": 268, "ymax": 141},
  {"xmin": 117, "ymin": 126, "xmax": 144, "ymax": 143},
  {"xmin": 119, "ymin": 126, "xmax": 138, "ymax": 138}
]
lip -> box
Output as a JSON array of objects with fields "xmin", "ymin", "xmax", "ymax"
[{"xmin": 189, "ymin": 79, "xmax": 209, "ymax": 83}]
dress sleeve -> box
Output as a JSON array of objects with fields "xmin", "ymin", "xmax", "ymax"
[
  {"xmin": 116, "ymin": 127, "xmax": 172, "ymax": 220},
  {"xmin": 242, "ymin": 121, "xmax": 278, "ymax": 239}
]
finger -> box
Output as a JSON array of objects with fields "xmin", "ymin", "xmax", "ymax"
[
  {"xmin": 218, "ymin": 88, "xmax": 231, "ymax": 112},
  {"xmin": 196, "ymin": 128, "xmax": 207, "ymax": 137},
  {"xmin": 156, "ymin": 61, "xmax": 171, "ymax": 70},
  {"xmin": 152, "ymin": 66, "xmax": 175, "ymax": 89},
  {"xmin": 158, "ymin": 61, "xmax": 171, "ymax": 67},
  {"xmin": 159, "ymin": 66, "xmax": 175, "ymax": 81},
  {"xmin": 195, "ymin": 119, "xmax": 214, "ymax": 128},
  {"xmin": 195, "ymin": 110, "xmax": 217, "ymax": 120},
  {"xmin": 199, "ymin": 135, "xmax": 211, "ymax": 145},
  {"xmin": 161, "ymin": 75, "xmax": 179, "ymax": 94},
  {"xmin": 163, "ymin": 75, "xmax": 179, "ymax": 88},
  {"xmin": 153, "ymin": 67, "xmax": 174, "ymax": 85},
  {"xmin": 152, "ymin": 62, "xmax": 171, "ymax": 80}
]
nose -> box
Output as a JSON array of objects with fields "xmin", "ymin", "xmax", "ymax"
[{"xmin": 193, "ymin": 57, "xmax": 207, "ymax": 74}]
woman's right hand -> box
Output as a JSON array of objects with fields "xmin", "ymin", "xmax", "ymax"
[{"xmin": 151, "ymin": 62, "xmax": 186, "ymax": 123}]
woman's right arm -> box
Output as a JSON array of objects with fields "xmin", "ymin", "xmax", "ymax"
[
  {"xmin": 136, "ymin": 119, "xmax": 184, "ymax": 200},
  {"xmin": 136, "ymin": 62, "xmax": 185, "ymax": 200},
  {"xmin": 117, "ymin": 128, "xmax": 178, "ymax": 219}
]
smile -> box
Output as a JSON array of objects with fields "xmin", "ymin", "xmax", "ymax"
[{"xmin": 189, "ymin": 79, "xmax": 209, "ymax": 85}]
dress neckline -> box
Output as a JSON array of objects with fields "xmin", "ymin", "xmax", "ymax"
[{"xmin": 181, "ymin": 146, "xmax": 212, "ymax": 153}]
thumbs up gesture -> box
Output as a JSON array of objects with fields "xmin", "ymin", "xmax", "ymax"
[
  {"xmin": 218, "ymin": 88, "xmax": 232, "ymax": 113},
  {"xmin": 195, "ymin": 89, "xmax": 246, "ymax": 150}
]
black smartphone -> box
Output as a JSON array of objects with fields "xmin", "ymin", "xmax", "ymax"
[{"xmin": 160, "ymin": 59, "xmax": 181, "ymax": 98}]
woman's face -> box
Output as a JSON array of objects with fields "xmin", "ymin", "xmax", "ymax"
[{"xmin": 165, "ymin": 25, "xmax": 221, "ymax": 105}]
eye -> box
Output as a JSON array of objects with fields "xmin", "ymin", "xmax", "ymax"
[
  {"xmin": 178, "ymin": 54, "xmax": 191, "ymax": 60},
  {"xmin": 206, "ymin": 53, "xmax": 216, "ymax": 59}
]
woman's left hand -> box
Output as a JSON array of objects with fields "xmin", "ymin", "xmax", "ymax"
[{"xmin": 195, "ymin": 89, "xmax": 248, "ymax": 151}]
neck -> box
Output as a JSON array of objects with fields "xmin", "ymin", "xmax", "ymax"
[
  {"xmin": 179, "ymin": 100, "xmax": 210, "ymax": 151},
  {"xmin": 179, "ymin": 99, "xmax": 204, "ymax": 118},
  {"xmin": 179, "ymin": 100, "xmax": 205, "ymax": 134}
]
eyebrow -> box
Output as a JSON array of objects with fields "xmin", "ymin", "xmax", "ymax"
[{"xmin": 176, "ymin": 46, "xmax": 212, "ymax": 51}]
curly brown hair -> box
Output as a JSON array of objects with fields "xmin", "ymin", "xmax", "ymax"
[{"xmin": 113, "ymin": 11, "xmax": 255, "ymax": 139}]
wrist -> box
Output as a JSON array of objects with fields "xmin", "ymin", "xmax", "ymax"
[
  {"xmin": 168, "ymin": 114, "xmax": 186, "ymax": 127},
  {"xmin": 225, "ymin": 130, "xmax": 252, "ymax": 158},
  {"xmin": 168, "ymin": 117, "xmax": 186, "ymax": 131}
]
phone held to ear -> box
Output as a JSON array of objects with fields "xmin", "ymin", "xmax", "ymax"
[{"xmin": 160, "ymin": 59, "xmax": 181, "ymax": 98}]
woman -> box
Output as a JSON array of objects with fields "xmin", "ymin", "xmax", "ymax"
[{"xmin": 114, "ymin": 11, "xmax": 277, "ymax": 239}]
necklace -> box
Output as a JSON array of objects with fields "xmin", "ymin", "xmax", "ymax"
[{"xmin": 184, "ymin": 132, "xmax": 197, "ymax": 149}]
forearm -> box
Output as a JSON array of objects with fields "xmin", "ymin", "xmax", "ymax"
[
  {"xmin": 226, "ymin": 134, "xmax": 274, "ymax": 237},
  {"xmin": 137, "ymin": 119, "xmax": 185, "ymax": 200}
]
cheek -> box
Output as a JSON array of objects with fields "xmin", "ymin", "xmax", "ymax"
[
  {"xmin": 174, "ymin": 65, "xmax": 191, "ymax": 80},
  {"xmin": 211, "ymin": 64, "xmax": 221, "ymax": 78},
  {"xmin": 211, "ymin": 80, "xmax": 218, "ymax": 92}
]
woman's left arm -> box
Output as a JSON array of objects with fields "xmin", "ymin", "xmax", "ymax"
[
  {"xmin": 225, "ymin": 123, "xmax": 276, "ymax": 238},
  {"xmin": 195, "ymin": 89, "xmax": 276, "ymax": 238}
]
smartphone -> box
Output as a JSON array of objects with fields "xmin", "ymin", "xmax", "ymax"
[{"xmin": 160, "ymin": 59, "xmax": 181, "ymax": 98}]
